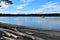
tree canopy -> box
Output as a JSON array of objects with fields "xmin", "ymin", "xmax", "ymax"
[
  {"xmin": 0, "ymin": 0, "xmax": 13, "ymax": 7},
  {"xmin": 2, "ymin": 0, "xmax": 13, "ymax": 4}
]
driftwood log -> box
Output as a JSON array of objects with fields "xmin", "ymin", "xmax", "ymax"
[{"xmin": 0, "ymin": 22, "xmax": 60, "ymax": 40}]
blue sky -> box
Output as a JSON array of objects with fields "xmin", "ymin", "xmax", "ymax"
[
  {"xmin": 0, "ymin": 0, "xmax": 60, "ymax": 13},
  {"xmin": 0, "ymin": 0, "xmax": 60, "ymax": 30}
]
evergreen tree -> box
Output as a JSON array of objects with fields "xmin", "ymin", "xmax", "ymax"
[{"xmin": 0, "ymin": 0, "xmax": 13, "ymax": 7}]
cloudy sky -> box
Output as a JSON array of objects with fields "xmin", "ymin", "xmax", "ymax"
[
  {"xmin": 0, "ymin": 0, "xmax": 60, "ymax": 14},
  {"xmin": 0, "ymin": 0, "xmax": 60, "ymax": 30}
]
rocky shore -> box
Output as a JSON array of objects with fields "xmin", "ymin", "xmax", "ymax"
[{"xmin": 0, "ymin": 23, "xmax": 60, "ymax": 40}]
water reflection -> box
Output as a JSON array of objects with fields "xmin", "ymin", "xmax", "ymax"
[{"xmin": 0, "ymin": 17, "xmax": 60, "ymax": 30}]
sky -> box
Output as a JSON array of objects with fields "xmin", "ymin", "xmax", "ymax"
[
  {"xmin": 0, "ymin": 0, "xmax": 60, "ymax": 14},
  {"xmin": 0, "ymin": 0, "xmax": 60, "ymax": 30}
]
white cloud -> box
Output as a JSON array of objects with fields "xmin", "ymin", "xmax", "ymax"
[
  {"xmin": 42, "ymin": 2, "xmax": 59, "ymax": 8},
  {"xmin": 0, "ymin": 9, "xmax": 12, "ymax": 14},
  {"xmin": 21, "ymin": 0, "xmax": 34, "ymax": 3},
  {"xmin": 17, "ymin": 0, "xmax": 34, "ymax": 10},
  {"xmin": 23, "ymin": 2, "xmax": 60, "ymax": 14},
  {"xmin": 0, "ymin": 0, "xmax": 35, "ymax": 14},
  {"xmin": 15, "ymin": 0, "xmax": 35, "ymax": 14},
  {"xmin": 17, "ymin": 4, "xmax": 28, "ymax": 10},
  {"xmin": 0, "ymin": 1, "xmax": 12, "ymax": 14},
  {"xmin": 0, "ymin": 1, "xmax": 9, "ymax": 9}
]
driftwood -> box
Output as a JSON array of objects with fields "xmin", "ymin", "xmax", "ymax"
[{"xmin": 0, "ymin": 22, "xmax": 60, "ymax": 40}]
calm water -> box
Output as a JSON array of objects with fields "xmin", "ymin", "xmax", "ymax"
[{"xmin": 0, "ymin": 17, "xmax": 60, "ymax": 30}]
